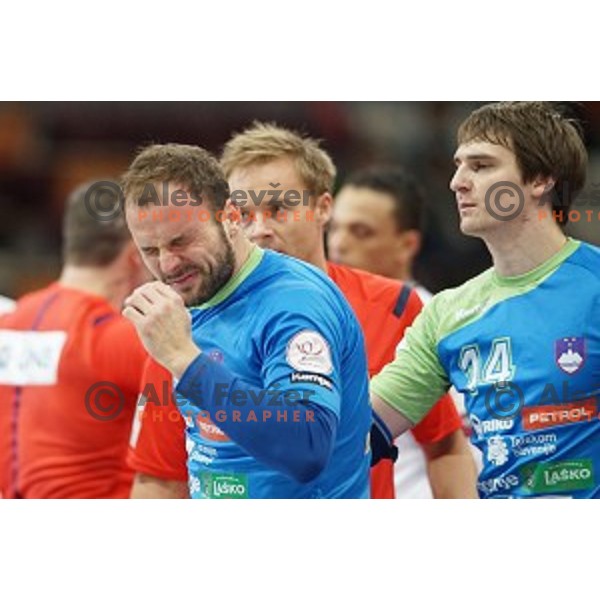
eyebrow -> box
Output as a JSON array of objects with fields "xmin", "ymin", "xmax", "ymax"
[
  {"xmin": 454, "ymin": 153, "xmax": 497, "ymax": 163},
  {"xmin": 140, "ymin": 234, "xmax": 186, "ymax": 253}
]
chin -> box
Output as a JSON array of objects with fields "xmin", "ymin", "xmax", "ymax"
[{"xmin": 459, "ymin": 217, "xmax": 483, "ymax": 237}]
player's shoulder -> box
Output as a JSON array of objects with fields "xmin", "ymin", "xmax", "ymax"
[
  {"xmin": 326, "ymin": 262, "xmax": 414, "ymax": 307},
  {"xmin": 0, "ymin": 283, "xmax": 60, "ymax": 326},
  {"xmin": 421, "ymin": 268, "xmax": 496, "ymax": 340},
  {"xmin": 567, "ymin": 239, "xmax": 600, "ymax": 283},
  {"xmin": 432, "ymin": 268, "xmax": 494, "ymax": 307},
  {"xmin": 260, "ymin": 250, "xmax": 344, "ymax": 299},
  {"xmin": 255, "ymin": 252, "xmax": 356, "ymax": 330}
]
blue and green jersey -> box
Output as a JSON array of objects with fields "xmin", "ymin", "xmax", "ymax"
[
  {"xmin": 178, "ymin": 246, "xmax": 371, "ymax": 499},
  {"xmin": 372, "ymin": 238, "xmax": 600, "ymax": 498}
]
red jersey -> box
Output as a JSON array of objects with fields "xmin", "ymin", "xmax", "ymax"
[
  {"xmin": 328, "ymin": 263, "xmax": 463, "ymax": 498},
  {"xmin": 0, "ymin": 283, "xmax": 146, "ymax": 498},
  {"xmin": 128, "ymin": 358, "xmax": 187, "ymax": 481},
  {"xmin": 129, "ymin": 262, "xmax": 462, "ymax": 498}
]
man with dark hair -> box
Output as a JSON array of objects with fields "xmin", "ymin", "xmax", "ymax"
[
  {"xmin": 0, "ymin": 180, "xmax": 150, "ymax": 498},
  {"xmin": 330, "ymin": 166, "xmax": 480, "ymax": 498},
  {"xmin": 121, "ymin": 143, "xmax": 372, "ymax": 499},
  {"xmin": 371, "ymin": 101, "xmax": 600, "ymax": 499},
  {"xmin": 329, "ymin": 166, "xmax": 426, "ymax": 283}
]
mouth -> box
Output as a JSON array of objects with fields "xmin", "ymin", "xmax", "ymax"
[
  {"xmin": 166, "ymin": 270, "xmax": 200, "ymax": 289},
  {"xmin": 458, "ymin": 202, "xmax": 477, "ymax": 213}
]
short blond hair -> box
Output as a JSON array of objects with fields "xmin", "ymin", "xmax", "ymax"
[{"xmin": 221, "ymin": 122, "xmax": 336, "ymax": 196}]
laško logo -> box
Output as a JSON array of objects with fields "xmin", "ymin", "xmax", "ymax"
[
  {"xmin": 521, "ymin": 459, "xmax": 594, "ymax": 494},
  {"xmin": 200, "ymin": 473, "xmax": 249, "ymax": 499}
]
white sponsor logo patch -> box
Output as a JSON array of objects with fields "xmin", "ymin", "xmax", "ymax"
[
  {"xmin": 0, "ymin": 330, "xmax": 67, "ymax": 385},
  {"xmin": 486, "ymin": 435, "xmax": 510, "ymax": 467},
  {"xmin": 286, "ymin": 330, "xmax": 333, "ymax": 375},
  {"xmin": 470, "ymin": 414, "xmax": 514, "ymax": 440}
]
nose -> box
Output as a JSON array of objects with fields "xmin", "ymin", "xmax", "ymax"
[
  {"xmin": 246, "ymin": 216, "xmax": 275, "ymax": 246},
  {"xmin": 159, "ymin": 248, "xmax": 183, "ymax": 276},
  {"xmin": 450, "ymin": 165, "xmax": 470, "ymax": 193}
]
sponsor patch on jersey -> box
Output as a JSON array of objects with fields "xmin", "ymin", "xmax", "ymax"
[
  {"xmin": 286, "ymin": 330, "xmax": 333, "ymax": 375},
  {"xmin": 521, "ymin": 459, "xmax": 594, "ymax": 494},
  {"xmin": 470, "ymin": 414, "xmax": 514, "ymax": 440},
  {"xmin": 486, "ymin": 435, "xmax": 510, "ymax": 466},
  {"xmin": 523, "ymin": 399, "xmax": 596, "ymax": 431},
  {"xmin": 290, "ymin": 371, "xmax": 333, "ymax": 390},
  {"xmin": 196, "ymin": 410, "xmax": 230, "ymax": 443},
  {"xmin": 555, "ymin": 336, "xmax": 586, "ymax": 374},
  {"xmin": 477, "ymin": 473, "xmax": 520, "ymax": 497},
  {"xmin": 200, "ymin": 472, "xmax": 249, "ymax": 499},
  {"xmin": 208, "ymin": 349, "xmax": 224, "ymax": 363},
  {"xmin": 0, "ymin": 330, "xmax": 67, "ymax": 385}
]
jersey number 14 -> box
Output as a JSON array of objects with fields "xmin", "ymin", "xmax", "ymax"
[{"xmin": 458, "ymin": 337, "xmax": 515, "ymax": 396}]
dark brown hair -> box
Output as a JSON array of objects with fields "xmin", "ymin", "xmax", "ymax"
[
  {"xmin": 458, "ymin": 101, "xmax": 588, "ymax": 224},
  {"xmin": 122, "ymin": 143, "xmax": 230, "ymax": 211},
  {"xmin": 342, "ymin": 166, "xmax": 427, "ymax": 232}
]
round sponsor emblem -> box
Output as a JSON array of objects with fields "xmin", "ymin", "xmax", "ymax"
[{"xmin": 286, "ymin": 330, "xmax": 333, "ymax": 375}]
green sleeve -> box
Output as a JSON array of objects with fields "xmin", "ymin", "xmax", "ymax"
[{"xmin": 370, "ymin": 298, "xmax": 450, "ymax": 424}]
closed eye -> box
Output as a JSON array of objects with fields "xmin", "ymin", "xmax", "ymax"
[{"xmin": 350, "ymin": 224, "xmax": 375, "ymax": 239}]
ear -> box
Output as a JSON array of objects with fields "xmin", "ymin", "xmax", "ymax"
[
  {"xmin": 399, "ymin": 229, "xmax": 421, "ymax": 254},
  {"xmin": 532, "ymin": 175, "xmax": 557, "ymax": 202},
  {"xmin": 397, "ymin": 230, "xmax": 422, "ymax": 263},
  {"xmin": 220, "ymin": 198, "xmax": 242, "ymax": 238},
  {"xmin": 315, "ymin": 193, "xmax": 333, "ymax": 227}
]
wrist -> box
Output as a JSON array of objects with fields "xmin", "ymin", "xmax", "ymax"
[{"xmin": 165, "ymin": 343, "xmax": 202, "ymax": 379}]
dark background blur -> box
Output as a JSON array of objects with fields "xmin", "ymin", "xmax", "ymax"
[{"xmin": 1, "ymin": 101, "xmax": 599, "ymax": 298}]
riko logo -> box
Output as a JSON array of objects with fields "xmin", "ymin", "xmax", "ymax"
[
  {"xmin": 470, "ymin": 414, "xmax": 514, "ymax": 440},
  {"xmin": 522, "ymin": 399, "xmax": 596, "ymax": 431}
]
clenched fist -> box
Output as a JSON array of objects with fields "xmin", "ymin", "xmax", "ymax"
[{"xmin": 123, "ymin": 281, "xmax": 201, "ymax": 378}]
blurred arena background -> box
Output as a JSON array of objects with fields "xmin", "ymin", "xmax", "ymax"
[{"xmin": 1, "ymin": 100, "xmax": 599, "ymax": 299}]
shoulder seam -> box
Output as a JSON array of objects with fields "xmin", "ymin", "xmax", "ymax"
[{"xmin": 393, "ymin": 284, "xmax": 414, "ymax": 318}]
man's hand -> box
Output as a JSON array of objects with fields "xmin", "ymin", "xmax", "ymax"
[{"xmin": 123, "ymin": 281, "xmax": 200, "ymax": 378}]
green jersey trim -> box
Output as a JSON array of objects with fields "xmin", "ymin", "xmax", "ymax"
[{"xmin": 193, "ymin": 245, "xmax": 264, "ymax": 310}]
